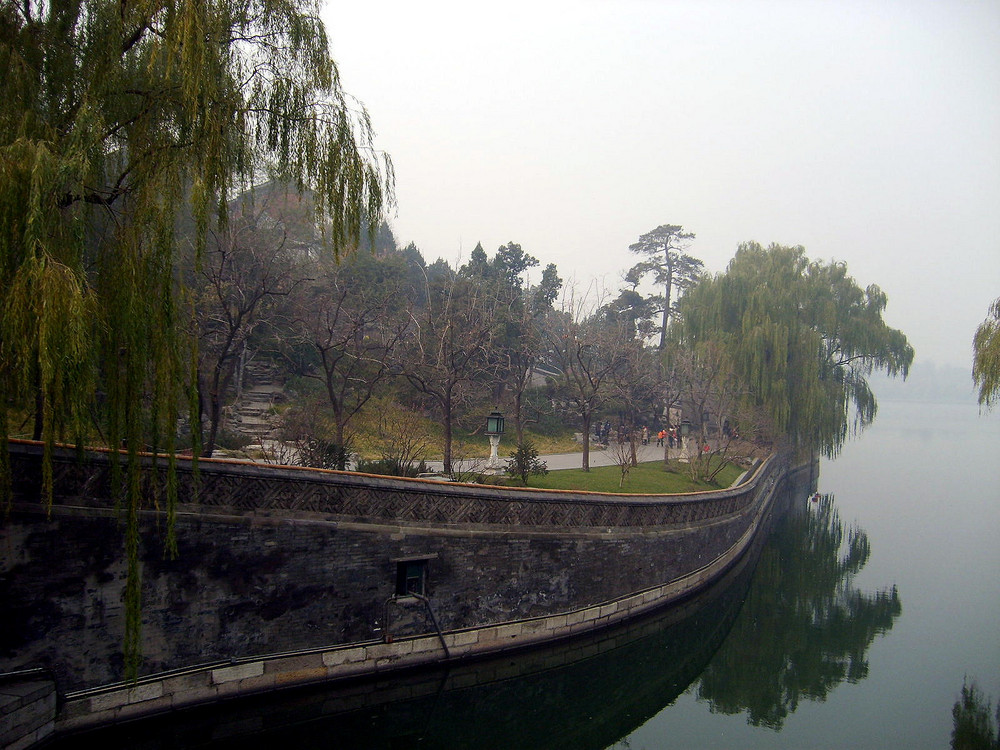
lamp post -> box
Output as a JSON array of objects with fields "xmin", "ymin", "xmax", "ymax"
[
  {"xmin": 485, "ymin": 410, "xmax": 505, "ymax": 470},
  {"xmin": 680, "ymin": 419, "xmax": 691, "ymax": 461}
]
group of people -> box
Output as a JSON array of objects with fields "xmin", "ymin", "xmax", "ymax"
[
  {"xmin": 595, "ymin": 420, "xmax": 614, "ymax": 444},
  {"xmin": 648, "ymin": 427, "xmax": 680, "ymax": 448},
  {"xmin": 595, "ymin": 423, "xmax": 681, "ymax": 448}
]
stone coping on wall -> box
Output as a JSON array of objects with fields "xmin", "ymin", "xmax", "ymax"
[
  {"xmin": 53, "ymin": 470, "xmax": 778, "ymax": 737},
  {"xmin": 6, "ymin": 440, "xmax": 777, "ymax": 532},
  {"xmin": 0, "ymin": 669, "xmax": 56, "ymax": 750}
]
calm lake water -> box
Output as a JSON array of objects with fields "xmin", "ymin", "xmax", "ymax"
[
  {"xmin": 621, "ymin": 398, "xmax": 1000, "ymax": 749},
  {"xmin": 55, "ymin": 398, "xmax": 1000, "ymax": 749}
]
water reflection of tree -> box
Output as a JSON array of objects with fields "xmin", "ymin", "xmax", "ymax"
[
  {"xmin": 695, "ymin": 494, "xmax": 901, "ymax": 729},
  {"xmin": 952, "ymin": 678, "xmax": 999, "ymax": 749}
]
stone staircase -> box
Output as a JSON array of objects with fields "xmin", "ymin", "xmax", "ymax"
[{"xmin": 225, "ymin": 360, "xmax": 286, "ymax": 440}]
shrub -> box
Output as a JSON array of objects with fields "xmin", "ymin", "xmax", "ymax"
[
  {"xmin": 505, "ymin": 441, "xmax": 548, "ymax": 484},
  {"xmin": 215, "ymin": 429, "xmax": 252, "ymax": 451},
  {"xmin": 298, "ymin": 438, "xmax": 352, "ymax": 470},
  {"xmin": 355, "ymin": 458, "xmax": 430, "ymax": 478}
]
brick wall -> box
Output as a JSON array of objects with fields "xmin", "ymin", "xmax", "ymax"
[{"xmin": 0, "ymin": 441, "xmax": 785, "ymax": 699}]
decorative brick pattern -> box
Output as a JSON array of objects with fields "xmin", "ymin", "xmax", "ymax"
[{"xmin": 7, "ymin": 441, "xmax": 779, "ymax": 530}]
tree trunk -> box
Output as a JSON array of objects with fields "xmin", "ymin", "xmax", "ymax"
[
  {"xmin": 662, "ymin": 422, "xmax": 671, "ymax": 468},
  {"xmin": 514, "ymin": 389, "xmax": 524, "ymax": 446},
  {"xmin": 581, "ymin": 411, "xmax": 592, "ymax": 471},
  {"xmin": 203, "ymin": 363, "xmax": 232, "ymax": 457},
  {"xmin": 326, "ymin": 377, "xmax": 348, "ymax": 455},
  {"xmin": 195, "ymin": 373, "xmax": 213, "ymax": 457},
  {"xmin": 235, "ymin": 342, "xmax": 247, "ymax": 402},
  {"xmin": 658, "ymin": 264, "xmax": 673, "ymax": 351},
  {"xmin": 206, "ymin": 394, "xmax": 221, "ymax": 457},
  {"xmin": 442, "ymin": 392, "xmax": 453, "ymax": 474}
]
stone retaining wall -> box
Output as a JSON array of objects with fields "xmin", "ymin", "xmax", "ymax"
[{"xmin": 0, "ymin": 440, "xmax": 792, "ymax": 741}]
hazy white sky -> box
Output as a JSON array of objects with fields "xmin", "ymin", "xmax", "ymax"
[{"xmin": 324, "ymin": 0, "xmax": 1000, "ymax": 369}]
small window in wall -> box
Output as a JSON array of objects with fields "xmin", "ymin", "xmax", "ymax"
[
  {"xmin": 395, "ymin": 559, "xmax": 427, "ymax": 596},
  {"xmin": 391, "ymin": 553, "xmax": 437, "ymax": 597}
]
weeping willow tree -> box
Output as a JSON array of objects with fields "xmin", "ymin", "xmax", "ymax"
[
  {"xmin": 0, "ymin": 0, "xmax": 392, "ymax": 677},
  {"xmin": 972, "ymin": 297, "xmax": 1000, "ymax": 411},
  {"xmin": 676, "ymin": 243, "xmax": 913, "ymax": 457}
]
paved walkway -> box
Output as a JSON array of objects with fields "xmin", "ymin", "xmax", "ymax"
[{"xmin": 427, "ymin": 442, "xmax": 691, "ymax": 474}]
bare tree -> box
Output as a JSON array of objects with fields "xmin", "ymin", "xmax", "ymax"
[
  {"xmin": 194, "ymin": 194, "xmax": 306, "ymax": 456},
  {"xmin": 607, "ymin": 338, "xmax": 660, "ymax": 467},
  {"xmin": 672, "ymin": 342, "xmax": 746, "ymax": 482},
  {"xmin": 360, "ymin": 396, "xmax": 434, "ymax": 475},
  {"xmin": 545, "ymin": 284, "xmax": 629, "ymax": 471},
  {"xmin": 288, "ymin": 252, "xmax": 409, "ymax": 465},
  {"xmin": 400, "ymin": 268, "xmax": 499, "ymax": 474},
  {"xmin": 603, "ymin": 431, "xmax": 637, "ymax": 488}
]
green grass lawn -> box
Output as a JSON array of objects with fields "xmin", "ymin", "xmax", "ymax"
[
  {"xmin": 351, "ymin": 412, "xmax": 580, "ymax": 462},
  {"xmin": 524, "ymin": 459, "xmax": 746, "ymax": 494}
]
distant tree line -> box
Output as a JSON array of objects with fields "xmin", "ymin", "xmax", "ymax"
[
  {"xmin": 3, "ymin": 167, "xmax": 919, "ymax": 484},
  {"xmin": 179, "ymin": 199, "xmax": 915, "ymax": 482}
]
